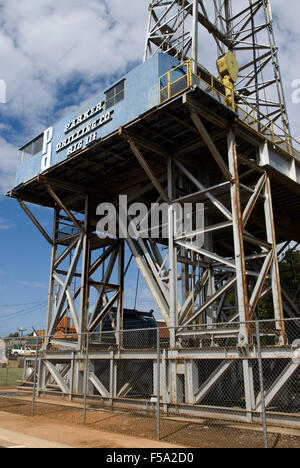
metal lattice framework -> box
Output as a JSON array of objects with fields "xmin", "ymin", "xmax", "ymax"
[
  {"xmin": 10, "ymin": 0, "xmax": 300, "ymax": 425},
  {"xmin": 18, "ymin": 117, "xmax": 299, "ymax": 418},
  {"xmin": 144, "ymin": 0, "xmax": 290, "ymax": 136}
]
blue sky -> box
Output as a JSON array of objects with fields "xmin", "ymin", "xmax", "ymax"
[
  {"xmin": 0, "ymin": 0, "xmax": 300, "ymax": 337},
  {"xmin": 0, "ymin": 197, "xmax": 157, "ymax": 336},
  {"xmin": 0, "ymin": 200, "xmax": 51, "ymax": 335}
]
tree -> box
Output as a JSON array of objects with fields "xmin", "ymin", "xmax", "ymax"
[
  {"xmin": 257, "ymin": 249, "xmax": 300, "ymax": 319},
  {"xmin": 218, "ymin": 249, "xmax": 300, "ymax": 321},
  {"xmin": 8, "ymin": 332, "xmax": 20, "ymax": 338}
]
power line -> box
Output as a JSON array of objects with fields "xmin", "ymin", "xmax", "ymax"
[
  {"xmin": 0, "ymin": 300, "xmax": 46, "ymax": 307},
  {"xmin": 0, "ymin": 302, "xmax": 46, "ymax": 318},
  {"xmin": 0, "ymin": 302, "xmax": 47, "ymax": 322}
]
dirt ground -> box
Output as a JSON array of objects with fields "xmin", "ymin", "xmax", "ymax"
[
  {"xmin": 0, "ymin": 411, "xmax": 182, "ymax": 449},
  {"xmin": 0, "ymin": 390, "xmax": 299, "ymax": 448}
]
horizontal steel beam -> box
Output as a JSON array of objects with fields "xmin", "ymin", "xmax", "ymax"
[{"xmin": 38, "ymin": 346, "xmax": 297, "ymax": 361}]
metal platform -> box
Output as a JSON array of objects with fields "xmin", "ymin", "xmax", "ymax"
[{"xmin": 8, "ymin": 80, "xmax": 300, "ymax": 243}]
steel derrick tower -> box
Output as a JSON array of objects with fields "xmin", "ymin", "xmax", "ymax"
[
  {"xmin": 144, "ymin": 0, "xmax": 290, "ymax": 137},
  {"xmin": 9, "ymin": 0, "xmax": 300, "ymax": 424}
]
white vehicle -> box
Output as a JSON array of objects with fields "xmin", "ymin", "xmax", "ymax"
[{"xmin": 12, "ymin": 347, "xmax": 35, "ymax": 357}]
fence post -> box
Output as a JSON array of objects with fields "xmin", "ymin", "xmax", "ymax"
[
  {"xmin": 157, "ymin": 326, "xmax": 161, "ymax": 441},
  {"xmin": 31, "ymin": 335, "xmax": 39, "ymax": 417},
  {"xmin": 5, "ymin": 362, "xmax": 8, "ymax": 387},
  {"xmin": 70, "ymin": 351, "xmax": 75, "ymax": 402},
  {"xmin": 83, "ymin": 333, "xmax": 89, "ymax": 425},
  {"xmin": 255, "ymin": 320, "xmax": 269, "ymax": 448}
]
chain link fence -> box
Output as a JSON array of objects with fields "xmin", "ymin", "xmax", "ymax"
[
  {"xmin": 0, "ymin": 336, "xmax": 30, "ymax": 389},
  {"xmin": 0, "ymin": 318, "xmax": 300, "ymax": 448}
]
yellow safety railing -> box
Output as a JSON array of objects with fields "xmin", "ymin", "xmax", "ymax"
[
  {"xmin": 159, "ymin": 59, "xmax": 193, "ymax": 104},
  {"xmin": 159, "ymin": 59, "xmax": 300, "ymax": 160}
]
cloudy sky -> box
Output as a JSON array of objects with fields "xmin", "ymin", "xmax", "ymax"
[{"xmin": 0, "ymin": 0, "xmax": 299, "ymax": 335}]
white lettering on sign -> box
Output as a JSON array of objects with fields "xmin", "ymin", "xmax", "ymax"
[
  {"xmin": 41, "ymin": 127, "xmax": 53, "ymax": 171},
  {"xmin": 65, "ymin": 101, "xmax": 105, "ymax": 133},
  {"xmin": 67, "ymin": 132, "xmax": 98, "ymax": 157},
  {"xmin": 56, "ymin": 110, "xmax": 114, "ymax": 153},
  {"xmin": 67, "ymin": 140, "xmax": 84, "ymax": 156}
]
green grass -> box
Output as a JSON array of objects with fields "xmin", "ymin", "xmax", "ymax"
[{"xmin": 0, "ymin": 367, "xmax": 23, "ymax": 387}]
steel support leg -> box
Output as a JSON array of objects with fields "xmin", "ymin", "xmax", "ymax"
[{"xmin": 228, "ymin": 129, "xmax": 250, "ymax": 344}]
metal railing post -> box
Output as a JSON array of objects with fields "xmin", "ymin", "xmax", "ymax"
[
  {"xmin": 168, "ymin": 71, "xmax": 171, "ymax": 100},
  {"xmin": 5, "ymin": 362, "xmax": 8, "ymax": 387},
  {"xmin": 255, "ymin": 321, "xmax": 269, "ymax": 448},
  {"xmin": 188, "ymin": 59, "xmax": 192, "ymax": 87},
  {"xmin": 70, "ymin": 351, "xmax": 75, "ymax": 401}
]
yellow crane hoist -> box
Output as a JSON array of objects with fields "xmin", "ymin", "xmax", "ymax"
[{"xmin": 216, "ymin": 51, "xmax": 239, "ymax": 111}]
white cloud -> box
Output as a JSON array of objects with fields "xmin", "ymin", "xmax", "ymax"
[
  {"xmin": 0, "ymin": 137, "xmax": 19, "ymax": 193},
  {"xmin": 0, "ymin": 0, "xmax": 148, "ymax": 123},
  {"xmin": 0, "ymin": 218, "xmax": 12, "ymax": 229},
  {"xmin": 20, "ymin": 281, "xmax": 47, "ymax": 289},
  {"xmin": 271, "ymin": 0, "xmax": 300, "ymax": 138},
  {"xmin": 0, "ymin": 0, "xmax": 149, "ymax": 193}
]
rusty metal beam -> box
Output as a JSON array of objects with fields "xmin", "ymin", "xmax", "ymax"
[
  {"xmin": 189, "ymin": 110, "xmax": 232, "ymax": 181},
  {"xmin": 18, "ymin": 200, "xmax": 53, "ymax": 245},
  {"xmin": 128, "ymin": 139, "xmax": 170, "ymax": 204},
  {"xmin": 46, "ymin": 185, "xmax": 86, "ymax": 235}
]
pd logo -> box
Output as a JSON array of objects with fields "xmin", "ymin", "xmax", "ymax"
[{"xmin": 41, "ymin": 127, "xmax": 53, "ymax": 171}]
